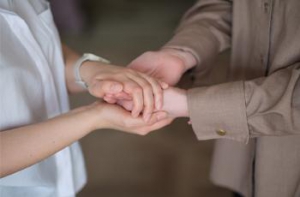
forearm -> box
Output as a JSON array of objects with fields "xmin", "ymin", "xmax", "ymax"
[
  {"xmin": 62, "ymin": 44, "xmax": 106, "ymax": 94},
  {"xmin": 0, "ymin": 106, "xmax": 98, "ymax": 178},
  {"xmin": 245, "ymin": 64, "xmax": 300, "ymax": 137},
  {"xmin": 187, "ymin": 64, "xmax": 300, "ymax": 143},
  {"xmin": 62, "ymin": 44, "xmax": 83, "ymax": 93},
  {"xmin": 164, "ymin": 0, "xmax": 232, "ymax": 67}
]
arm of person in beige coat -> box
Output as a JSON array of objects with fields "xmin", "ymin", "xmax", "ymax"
[
  {"xmin": 154, "ymin": 0, "xmax": 300, "ymax": 143},
  {"xmin": 128, "ymin": 0, "xmax": 232, "ymax": 85},
  {"xmin": 155, "ymin": 65, "xmax": 300, "ymax": 144},
  {"xmin": 117, "ymin": 63, "xmax": 300, "ymax": 144},
  {"xmin": 187, "ymin": 64, "xmax": 300, "ymax": 144},
  {"xmin": 124, "ymin": 0, "xmax": 300, "ymax": 144},
  {"xmin": 163, "ymin": 0, "xmax": 232, "ymax": 68}
]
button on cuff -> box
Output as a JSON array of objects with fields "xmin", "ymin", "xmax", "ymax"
[{"xmin": 216, "ymin": 129, "xmax": 227, "ymax": 136}]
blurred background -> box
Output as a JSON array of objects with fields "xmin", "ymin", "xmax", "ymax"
[{"xmin": 50, "ymin": 0, "xmax": 232, "ymax": 196}]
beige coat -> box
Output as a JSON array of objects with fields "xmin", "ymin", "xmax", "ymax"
[{"xmin": 164, "ymin": 0, "xmax": 300, "ymax": 196}]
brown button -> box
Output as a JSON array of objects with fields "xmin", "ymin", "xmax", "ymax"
[{"xmin": 216, "ymin": 129, "xmax": 227, "ymax": 136}]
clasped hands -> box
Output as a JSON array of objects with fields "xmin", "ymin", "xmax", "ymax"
[{"xmin": 80, "ymin": 49, "xmax": 194, "ymax": 135}]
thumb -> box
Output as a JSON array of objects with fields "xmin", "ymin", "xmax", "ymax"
[
  {"xmin": 117, "ymin": 100, "xmax": 134, "ymax": 111},
  {"xmin": 89, "ymin": 80, "xmax": 123, "ymax": 98}
]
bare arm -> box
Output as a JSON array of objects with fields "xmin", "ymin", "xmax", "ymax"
[
  {"xmin": 0, "ymin": 105, "xmax": 94, "ymax": 178},
  {"xmin": 62, "ymin": 44, "xmax": 82, "ymax": 93},
  {"xmin": 0, "ymin": 103, "xmax": 171, "ymax": 178}
]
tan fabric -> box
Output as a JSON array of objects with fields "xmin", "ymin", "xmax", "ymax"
[{"xmin": 164, "ymin": 0, "xmax": 300, "ymax": 196}]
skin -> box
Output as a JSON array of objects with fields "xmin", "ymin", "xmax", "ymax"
[
  {"xmin": 128, "ymin": 48, "xmax": 197, "ymax": 117},
  {"xmin": 128, "ymin": 48, "xmax": 197, "ymax": 86},
  {"xmin": 115, "ymin": 48, "xmax": 197, "ymax": 119},
  {"xmin": 117, "ymin": 87, "xmax": 189, "ymax": 119},
  {"xmin": 0, "ymin": 102, "xmax": 172, "ymax": 178},
  {"xmin": 63, "ymin": 45, "xmax": 168, "ymax": 121},
  {"xmin": 0, "ymin": 45, "xmax": 173, "ymax": 178}
]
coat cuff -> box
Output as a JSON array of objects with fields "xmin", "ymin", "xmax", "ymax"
[
  {"xmin": 163, "ymin": 24, "xmax": 223, "ymax": 67},
  {"xmin": 187, "ymin": 81, "xmax": 250, "ymax": 143}
]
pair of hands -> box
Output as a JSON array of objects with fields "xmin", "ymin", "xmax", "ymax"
[{"xmin": 83, "ymin": 49, "xmax": 196, "ymax": 135}]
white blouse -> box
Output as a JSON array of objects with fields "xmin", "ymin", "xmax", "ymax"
[{"xmin": 0, "ymin": 0, "xmax": 86, "ymax": 196}]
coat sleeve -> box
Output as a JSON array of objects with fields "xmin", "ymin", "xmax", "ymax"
[
  {"xmin": 163, "ymin": 0, "xmax": 232, "ymax": 66},
  {"xmin": 187, "ymin": 63, "xmax": 300, "ymax": 143}
]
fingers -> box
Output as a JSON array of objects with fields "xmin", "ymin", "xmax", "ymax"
[
  {"xmin": 124, "ymin": 111, "xmax": 169, "ymax": 131},
  {"xmin": 135, "ymin": 117, "xmax": 174, "ymax": 135},
  {"xmin": 101, "ymin": 79, "xmax": 144, "ymax": 117},
  {"xmin": 146, "ymin": 111, "xmax": 168, "ymax": 125},
  {"xmin": 127, "ymin": 74, "xmax": 155, "ymax": 121},
  {"xmin": 103, "ymin": 96, "xmax": 117, "ymax": 104},
  {"xmin": 159, "ymin": 81, "xmax": 169, "ymax": 90},
  {"xmin": 100, "ymin": 102, "xmax": 172, "ymax": 136},
  {"xmin": 89, "ymin": 66, "xmax": 166, "ymax": 121},
  {"xmin": 116, "ymin": 100, "xmax": 133, "ymax": 111},
  {"xmin": 104, "ymin": 76, "xmax": 166, "ymax": 121},
  {"xmin": 89, "ymin": 80, "xmax": 123, "ymax": 98},
  {"xmin": 113, "ymin": 92, "xmax": 132, "ymax": 100},
  {"xmin": 122, "ymin": 79, "xmax": 144, "ymax": 118},
  {"xmin": 139, "ymin": 73, "xmax": 164, "ymax": 111},
  {"xmin": 103, "ymin": 92, "xmax": 131, "ymax": 104}
]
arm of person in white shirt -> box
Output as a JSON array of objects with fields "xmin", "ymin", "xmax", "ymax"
[
  {"xmin": 0, "ymin": 102, "xmax": 172, "ymax": 178},
  {"xmin": 62, "ymin": 45, "xmax": 168, "ymax": 121}
]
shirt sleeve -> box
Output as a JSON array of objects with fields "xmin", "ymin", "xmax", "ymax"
[
  {"xmin": 163, "ymin": 0, "xmax": 232, "ymax": 67},
  {"xmin": 187, "ymin": 64, "xmax": 300, "ymax": 144}
]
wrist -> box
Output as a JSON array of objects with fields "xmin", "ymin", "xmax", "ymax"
[
  {"xmin": 162, "ymin": 88, "xmax": 189, "ymax": 118},
  {"xmin": 175, "ymin": 89, "xmax": 189, "ymax": 118},
  {"xmin": 74, "ymin": 53, "xmax": 110, "ymax": 89},
  {"xmin": 79, "ymin": 61, "xmax": 106, "ymax": 87},
  {"xmin": 71, "ymin": 102, "xmax": 107, "ymax": 132}
]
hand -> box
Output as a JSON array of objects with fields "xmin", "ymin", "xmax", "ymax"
[
  {"xmin": 0, "ymin": 100, "xmax": 173, "ymax": 178},
  {"xmin": 80, "ymin": 62, "xmax": 168, "ymax": 121},
  {"xmin": 128, "ymin": 48, "xmax": 197, "ymax": 86},
  {"xmin": 89, "ymin": 102, "xmax": 173, "ymax": 135},
  {"xmin": 116, "ymin": 87, "xmax": 189, "ymax": 119}
]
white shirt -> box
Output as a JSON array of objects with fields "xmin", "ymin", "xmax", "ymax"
[{"xmin": 0, "ymin": 0, "xmax": 86, "ymax": 196}]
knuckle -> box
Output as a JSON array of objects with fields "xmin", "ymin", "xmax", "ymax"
[
  {"xmin": 155, "ymin": 87, "xmax": 163, "ymax": 94},
  {"xmin": 143, "ymin": 84, "xmax": 152, "ymax": 92},
  {"xmin": 123, "ymin": 68, "xmax": 134, "ymax": 74}
]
